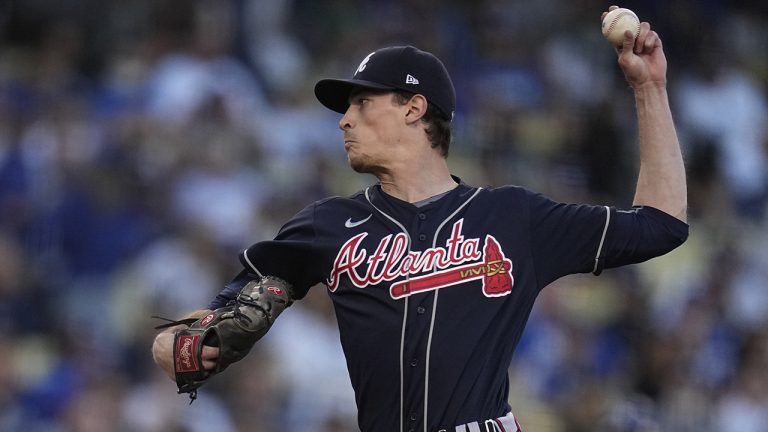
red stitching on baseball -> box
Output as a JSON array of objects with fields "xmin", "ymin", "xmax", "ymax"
[{"xmin": 605, "ymin": 11, "xmax": 639, "ymax": 38}]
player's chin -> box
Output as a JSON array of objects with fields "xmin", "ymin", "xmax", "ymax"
[{"xmin": 348, "ymin": 156, "xmax": 372, "ymax": 174}]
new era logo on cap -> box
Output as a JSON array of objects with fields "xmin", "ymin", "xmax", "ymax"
[{"xmin": 314, "ymin": 45, "xmax": 456, "ymax": 120}]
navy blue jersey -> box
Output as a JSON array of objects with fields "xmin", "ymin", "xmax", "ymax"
[{"xmin": 210, "ymin": 177, "xmax": 688, "ymax": 432}]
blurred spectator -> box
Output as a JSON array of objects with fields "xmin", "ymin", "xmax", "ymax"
[
  {"xmin": 144, "ymin": 0, "xmax": 269, "ymax": 130},
  {"xmin": 675, "ymin": 40, "xmax": 768, "ymax": 220},
  {"xmin": 713, "ymin": 331, "xmax": 768, "ymax": 432},
  {"xmin": 265, "ymin": 287, "xmax": 359, "ymax": 431},
  {"xmin": 121, "ymin": 369, "xmax": 238, "ymax": 432}
]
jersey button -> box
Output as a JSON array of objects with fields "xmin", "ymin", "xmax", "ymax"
[
  {"xmin": 416, "ymin": 306, "xmax": 426, "ymax": 314},
  {"xmin": 409, "ymin": 413, "xmax": 417, "ymax": 421},
  {"xmin": 418, "ymin": 234, "xmax": 427, "ymax": 241},
  {"xmin": 418, "ymin": 213, "xmax": 427, "ymax": 220},
  {"xmin": 410, "ymin": 358, "xmax": 418, "ymax": 367}
]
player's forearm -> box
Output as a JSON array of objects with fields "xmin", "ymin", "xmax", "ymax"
[
  {"xmin": 632, "ymin": 82, "xmax": 687, "ymax": 222},
  {"xmin": 151, "ymin": 309, "xmax": 212, "ymax": 380}
]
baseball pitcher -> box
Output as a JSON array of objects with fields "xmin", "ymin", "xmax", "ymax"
[{"xmin": 152, "ymin": 6, "xmax": 688, "ymax": 432}]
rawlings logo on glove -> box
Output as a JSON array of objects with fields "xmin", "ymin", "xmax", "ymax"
[{"xmin": 175, "ymin": 335, "xmax": 200, "ymax": 372}]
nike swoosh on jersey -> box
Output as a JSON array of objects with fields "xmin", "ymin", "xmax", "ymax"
[{"xmin": 344, "ymin": 214, "xmax": 372, "ymax": 228}]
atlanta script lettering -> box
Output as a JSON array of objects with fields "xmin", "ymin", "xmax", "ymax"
[{"xmin": 327, "ymin": 219, "xmax": 514, "ymax": 298}]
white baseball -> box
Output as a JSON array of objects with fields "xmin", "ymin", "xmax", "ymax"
[{"xmin": 601, "ymin": 8, "xmax": 640, "ymax": 46}]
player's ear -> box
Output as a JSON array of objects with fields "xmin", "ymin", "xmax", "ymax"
[{"xmin": 404, "ymin": 94, "xmax": 428, "ymax": 124}]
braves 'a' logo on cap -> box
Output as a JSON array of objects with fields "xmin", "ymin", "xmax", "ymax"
[{"xmin": 356, "ymin": 52, "xmax": 375, "ymax": 74}]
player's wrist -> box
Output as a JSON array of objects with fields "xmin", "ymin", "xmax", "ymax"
[{"xmin": 631, "ymin": 79, "xmax": 667, "ymax": 92}]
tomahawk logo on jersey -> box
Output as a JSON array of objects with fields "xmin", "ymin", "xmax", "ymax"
[{"xmin": 209, "ymin": 178, "xmax": 688, "ymax": 432}]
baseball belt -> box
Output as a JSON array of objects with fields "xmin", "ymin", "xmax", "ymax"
[{"xmin": 440, "ymin": 411, "xmax": 522, "ymax": 432}]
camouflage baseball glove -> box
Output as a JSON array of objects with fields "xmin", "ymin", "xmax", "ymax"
[{"xmin": 155, "ymin": 276, "xmax": 293, "ymax": 402}]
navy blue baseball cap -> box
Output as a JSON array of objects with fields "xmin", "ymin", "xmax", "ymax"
[{"xmin": 314, "ymin": 45, "xmax": 456, "ymax": 120}]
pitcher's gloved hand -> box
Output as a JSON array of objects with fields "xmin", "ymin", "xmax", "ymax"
[{"xmin": 156, "ymin": 276, "xmax": 293, "ymax": 402}]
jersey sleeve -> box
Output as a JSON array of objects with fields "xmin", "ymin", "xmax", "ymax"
[
  {"xmin": 527, "ymin": 192, "xmax": 610, "ymax": 288},
  {"xmin": 527, "ymin": 192, "xmax": 688, "ymax": 289},
  {"xmin": 598, "ymin": 205, "xmax": 689, "ymax": 272},
  {"xmin": 208, "ymin": 269, "xmax": 256, "ymax": 309},
  {"xmin": 209, "ymin": 201, "xmax": 334, "ymax": 308}
]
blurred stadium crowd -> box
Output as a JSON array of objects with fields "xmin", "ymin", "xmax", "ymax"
[{"xmin": 1, "ymin": 0, "xmax": 767, "ymax": 431}]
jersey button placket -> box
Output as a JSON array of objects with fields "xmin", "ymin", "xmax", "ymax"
[
  {"xmin": 408, "ymin": 411, "xmax": 418, "ymax": 432},
  {"xmin": 405, "ymin": 210, "xmax": 430, "ymax": 432},
  {"xmin": 417, "ymin": 213, "xmax": 427, "ymax": 242}
]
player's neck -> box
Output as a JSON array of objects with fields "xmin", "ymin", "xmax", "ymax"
[{"xmin": 377, "ymin": 160, "xmax": 457, "ymax": 204}]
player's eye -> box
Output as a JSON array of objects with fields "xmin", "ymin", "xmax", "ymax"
[{"xmin": 350, "ymin": 93, "xmax": 373, "ymax": 106}]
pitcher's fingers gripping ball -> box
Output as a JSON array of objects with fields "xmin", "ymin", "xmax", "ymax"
[
  {"xmin": 156, "ymin": 276, "xmax": 294, "ymax": 402},
  {"xmin": 602, "ymin": 7, "xmax": 640, "ymax": 47}
]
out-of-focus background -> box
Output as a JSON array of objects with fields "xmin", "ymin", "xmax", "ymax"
[{"xmin": 1, "ymin": 0, "xmax": 767, "ymax": 431}]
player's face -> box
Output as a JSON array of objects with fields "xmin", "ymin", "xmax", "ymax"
[{"xmin": 339, "ymin": 89, "xmax": 408, "ymax": 174}]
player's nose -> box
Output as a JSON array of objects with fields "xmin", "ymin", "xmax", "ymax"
[{"xmin": 339, "ymin": 109, "xmax": 353, "ymax": 130}]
